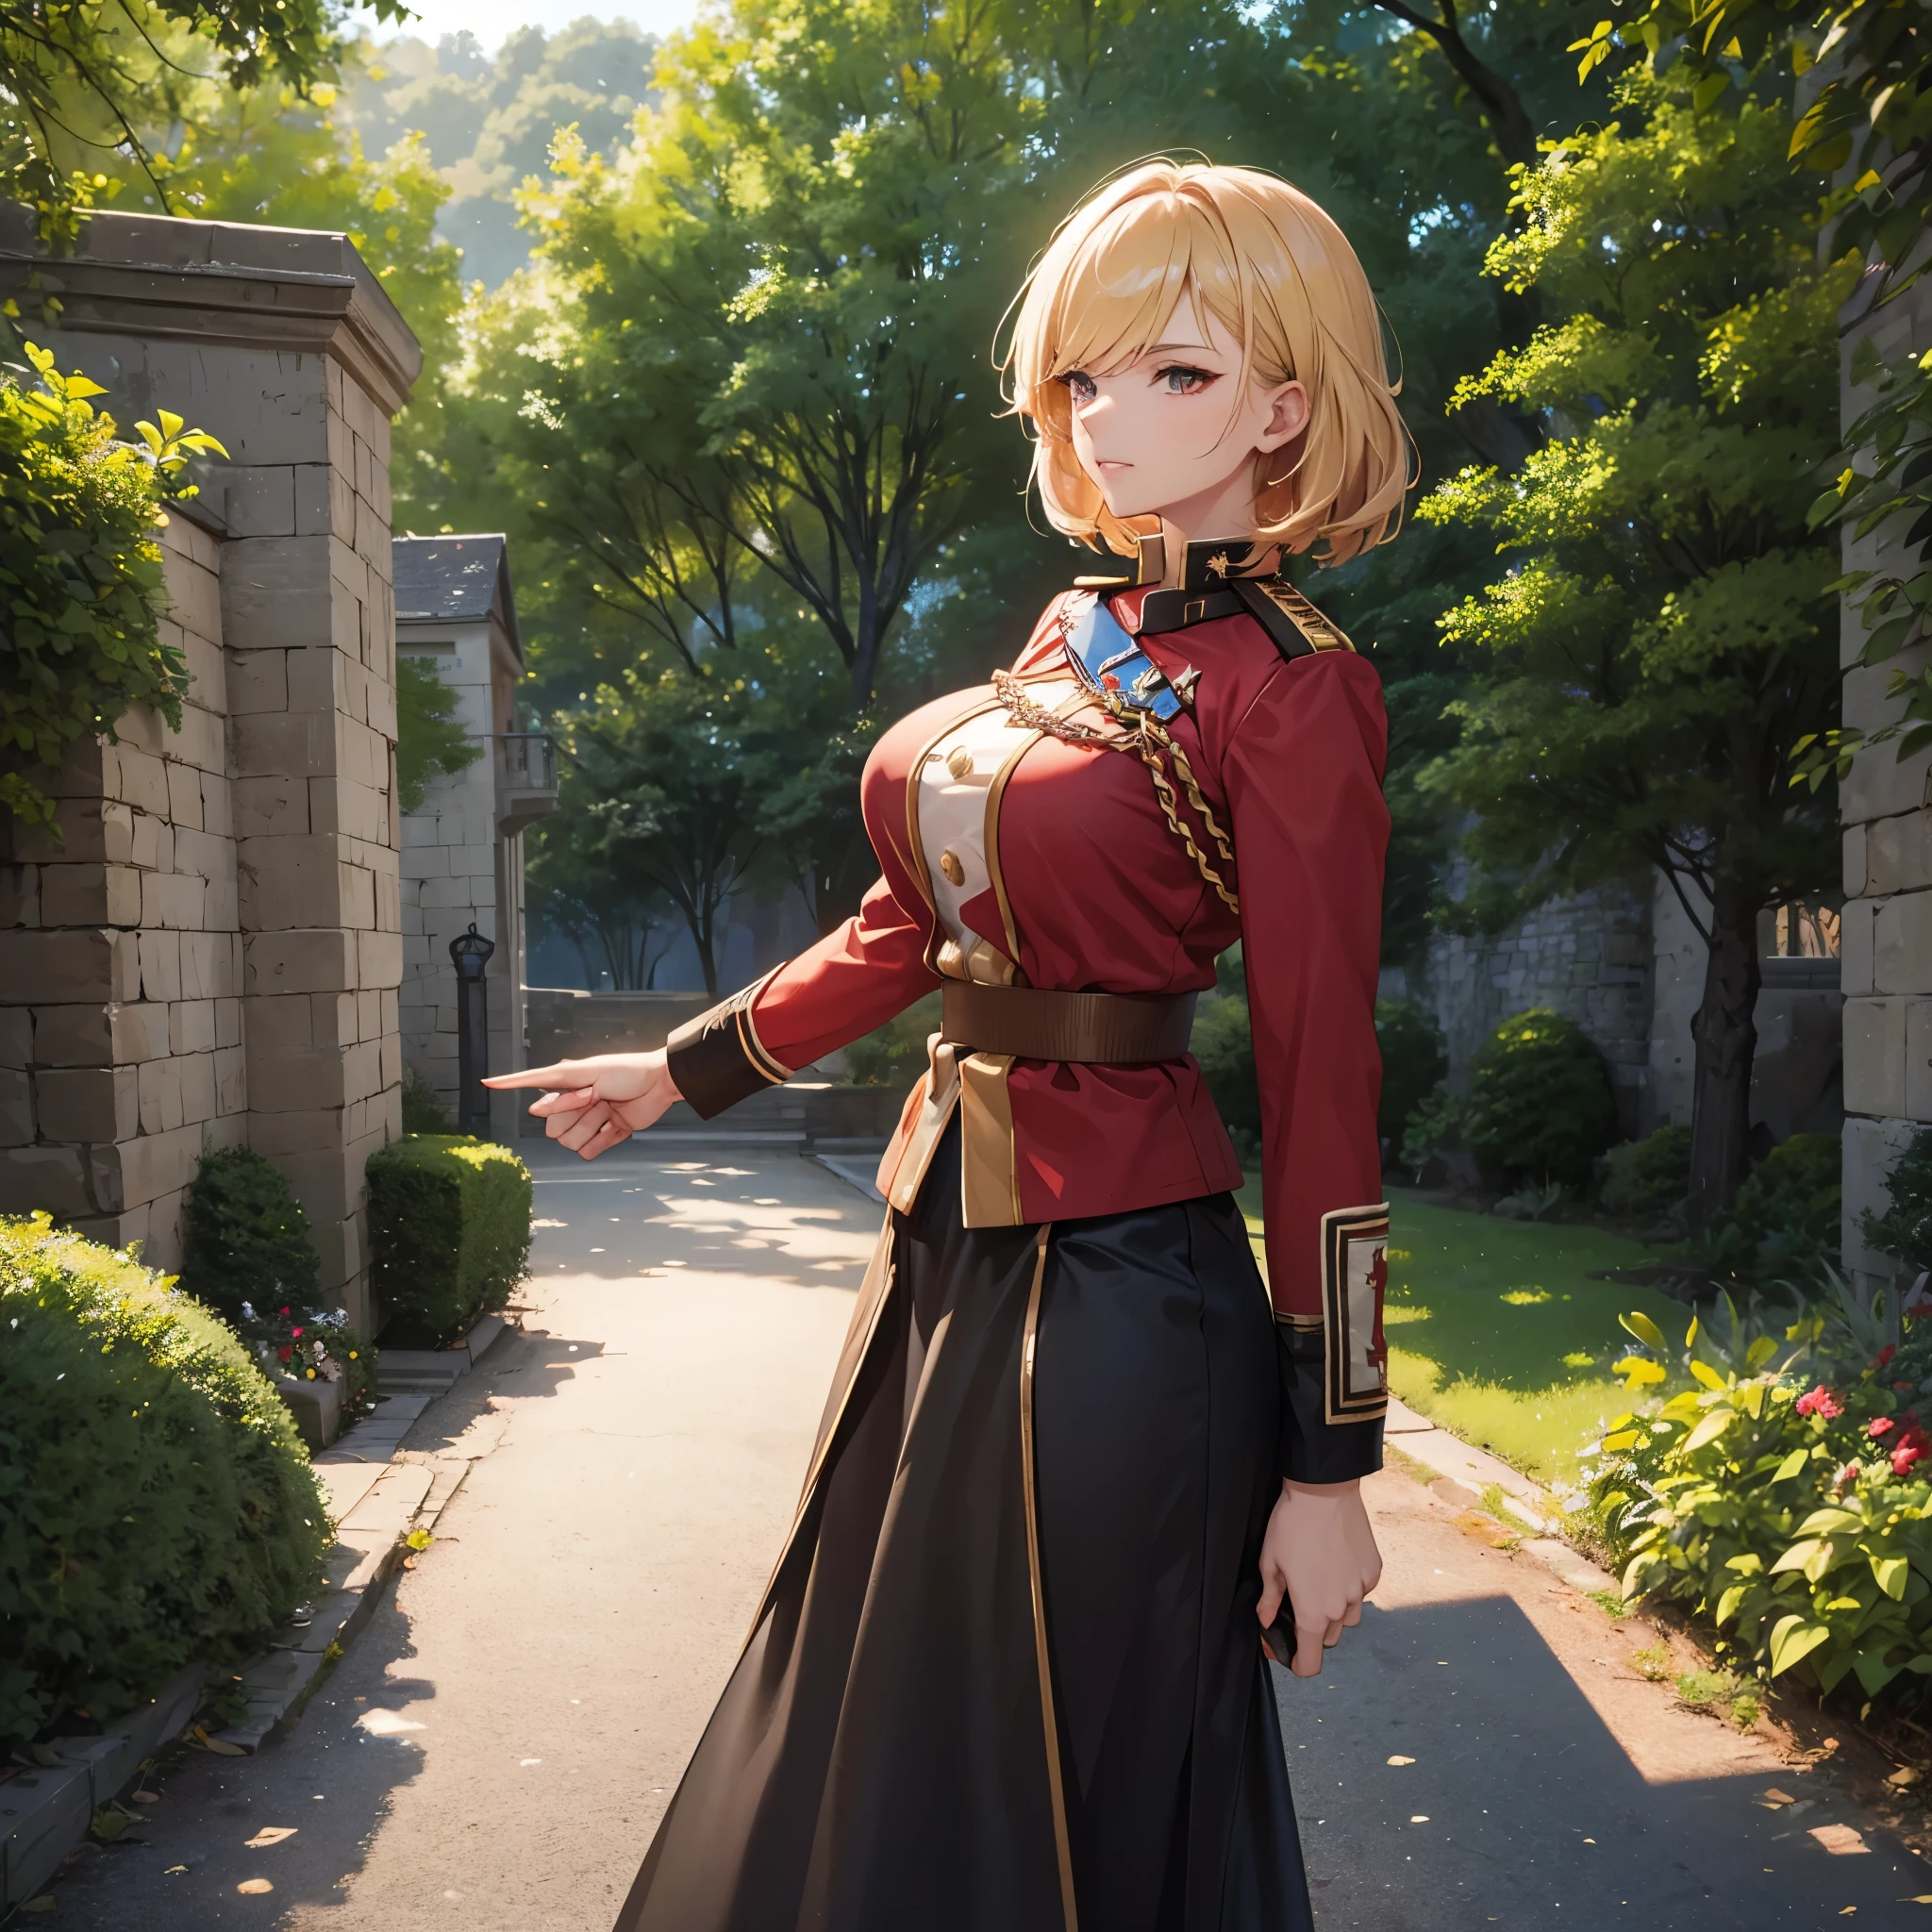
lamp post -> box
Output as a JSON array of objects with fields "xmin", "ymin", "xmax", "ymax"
[{"xmin": 449, "ymin": 923, "xmax": 496, "ymax": 1138}]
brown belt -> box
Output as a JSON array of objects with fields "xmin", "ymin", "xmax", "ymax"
[{"xmin": 940, "ymin": 980, "xmax": 1198, "ymax": 1064}]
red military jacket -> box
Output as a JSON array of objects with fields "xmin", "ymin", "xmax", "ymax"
[{"xmin": 670, "ymin": 541, "xmax": 1392, "ymax": 1476}]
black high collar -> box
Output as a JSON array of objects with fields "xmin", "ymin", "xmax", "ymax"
[{"xmin": 1076, "ymin": 534, "xmax": 1268, "ymax": 593}]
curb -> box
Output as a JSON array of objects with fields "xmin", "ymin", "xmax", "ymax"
[
  {"xmin": 1384, "ymin": 1395, "xmax": 1617, "ymax": 1595},
  {"xmin": 0, "ymin": 1315, "xmax": 514, "ymax": 1913}
]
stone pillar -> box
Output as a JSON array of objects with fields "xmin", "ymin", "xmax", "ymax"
[
  {"xmin": 0, "ymin": 209, "xmax": 422, "ymax": 1334},
  {"xmin": 1839, "ymin": 276, "xmax": 1932, "ymax": 1298}
]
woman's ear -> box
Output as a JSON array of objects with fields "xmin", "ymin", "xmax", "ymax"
[{"xmin": 1256, "ymin": 380, "xmax": 1310, "ymax": 455}]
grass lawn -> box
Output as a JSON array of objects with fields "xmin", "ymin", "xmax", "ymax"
[{"xmin": 1238, "ymin": 1182, "xmax": 1690, "ymax": 1489}]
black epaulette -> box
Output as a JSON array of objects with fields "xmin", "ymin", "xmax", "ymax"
[{"xmin": 1227, "ymin": 578, "xmax": 1357, "ymax": 661}]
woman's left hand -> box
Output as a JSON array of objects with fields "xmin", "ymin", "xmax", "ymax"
[{"xmin": 1257, "ymin": 1478, "xmax": 1382, "ymax": 1677}]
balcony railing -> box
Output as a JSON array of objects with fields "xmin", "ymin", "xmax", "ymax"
[{"xmin": 496, "ymin": 731, "xmax": 559, "ymax": 835}]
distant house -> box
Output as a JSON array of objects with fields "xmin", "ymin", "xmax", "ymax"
[{"xmin": 394, "ymin": 536, "xmax": 557, "ymax": 1138}]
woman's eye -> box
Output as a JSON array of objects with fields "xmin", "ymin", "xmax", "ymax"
[
  {"xmin": 1059, "ymin": 370, "xmax": 1097, "ymax": 404},
  {"xmin": 1158, "ymin": 365, "xmax": 1217, "ymax": 395}
]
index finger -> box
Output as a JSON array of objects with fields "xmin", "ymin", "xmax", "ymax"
[{"xmin": 482, "ymin": 1063, "xmax": 579, "ymax": 1090}]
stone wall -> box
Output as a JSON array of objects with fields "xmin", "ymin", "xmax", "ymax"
[
  {"xmin": 0, "ymin": 209, "xmax": 420, "ymax": 1332},
  {"xmin": 1840, "ymin": 272, "xmax": 1932, "ymax": 1296}
]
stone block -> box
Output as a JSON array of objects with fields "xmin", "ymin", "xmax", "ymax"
[
  {"xmin": 0, "ymin": 1144, "xmax": 92, "ymax": 1215},
  {"xmin": 138, "ymin": 929, "xmax": 182, "ymax": 1003},
  {"xmin": 233, "ymin": 710, "xmax": 336, "ymax": 782},
  {"xmin": 245, "ymin": 992, "xmax": 313, "ymax": 1052},
  {"xmin": 142, "ymin": 872, "xmax": 207, "ymax": 931},
  {"xmin": 201, "ymin": 770, "xmax": 234, "ymax": 840},
  {"xmin": 180, "ymin": 930, "xmax": 236, "ymax": 1001},
  {"xmin": 0, "ymin": 928, "xmax": 140, "ymax": 1005},
  {"xmin": 215, "ymin": 996, "xmax": 241, "ymax": 1049},
  {"xmin": 127, "ymin": 811, "xmax": 170, "ymax": 873},
  {"xmin": 224, "ymin": 465, "xmax": 297, "ymax": 538},
  {"xmin": 39, "ymin": 863, "xmax": 142, "ymax": 928},
  {"xmin": 214, "ymin": 1042, "xmax": 247, "ymax": 1115},
  {"xmin": 0, "ymin": 1068, "xmax": 33, "ymax": 1145},
  {"xmin": 168, "ymin": 826, "xmax": 228, "ymax": 885},
  {"xmin": 178, "ymin": 1051, "xmax": 217, "ymax": 1125},
  {"xmin": 112, "ymin": 744, "xmax": 172, "ymax": 818},
  {"xmin": 245, "ymin": 928, "xmax": 356, "ymax": 995},
  {"xmin": 1874, "ymin": 890, "xmax": 1932, "ymax": 995},
  {"xmin": 35, "ymin": 1065, "xmax": 139, "ymax": 1143},
  {"xmin": 4, "ymin": 799, "xmax": 134, "ymax": 867},
  {"xmin": 248, "ymin": 1050, "xmax": 348, "ymax": 1112},
  {"xmin": 358, "ymin": 928, "xmax": 403, "ymax": 991},
  {"xmin": 96, "ymin": 1124, "xmax": 202, "ymax": 1214},
  {"xmin": 293, "ymin": 462, "xmax": 340, "ymax": 537},
  {"xmin": 171, "ymin": 999, "xmax": 216, "ymax": 1056},
  {"xmin": 286, "ymin": 643, "xmax": 345, "ymax": 714},
  {"xmin": 30, "ymin": 1002, "xmax": 158, "ymax": 1067},
  {"xmin": 165, "ymin": 758, "xmax": 205, "ymax": 830},
  {"xmin": 1866, "ymin": 807, "xmax": 1932, "ymax": 896},
  {"xmin": 1841, "ymin": 898, "xmax": 1876, "ymax": 996},
  {"xmin": 232, "ymin": 774, "xmax": 309, "ymax": 840},
  {"xmin": 0, "ymin": 1008, "xmax": 29, "ymax": 1069},
  {"xmin": 167, "ymin": 705, "xmax": 225, "ymax": 776},
  {"xmin": 238, "ymin": 834, "xmax": 354, "ymax": 931},
  {"xmin": 174, "ymin": 625, "xmax": 226, "ymax": 712},
  {"xmin": 222, "ymin": 534, "xmax": 335, "ymax": 651},
  {"xmin": 226, "ymin": 647, "xmax": 288, "ymax": 716},
  {"xmin": 138, "ymin": 1057, "xmax": 186, "ymax": 1135},
  {"xmin": 1845, "ymin": 995, "xmax": 1907, "ymax": 1118},
  {"xmin": 0, "ymin": 861, "xmax": 41, "ymax": 927}
]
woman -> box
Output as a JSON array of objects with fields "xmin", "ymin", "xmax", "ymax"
[{"xmin": 487, "ymin": 159, "xmax": 1411, "ymax": 1932}]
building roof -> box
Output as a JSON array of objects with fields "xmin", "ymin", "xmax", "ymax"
[{"xmin": 392, "ymin": 535, "xmax": 521, "ymax": 661}]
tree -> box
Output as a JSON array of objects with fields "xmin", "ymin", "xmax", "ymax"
[
  {"xmin": 0, "ymin": 0, "xmax": 401, "ymax": 234},
  {"xmin": 525, "ymin": 806, "xmax": 675, "ymax": 991},
  {"xmin": 565, "ymin": 671, "xmax": 774, "ymax": 996},
  {"xmin": 1419, "ymin": 66, "xmax": 1854, "ymax": 1226}
]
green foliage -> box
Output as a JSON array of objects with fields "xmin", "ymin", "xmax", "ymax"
[
  {"xmin": 1696, "ymin": 1133, "xmax": 1843, "ymax": 1291},
  {"xmin": 400, "ymin": 1064, "xmax": 454, "ymax": 1135},
  {"xmin": 366, "ymin": 1135, "xmax": 532, "ymax": 1344},
  {"xmin": 0, "ymin": 0, "xmax": 397, "ymax": 235},
  {"xmin": 1374, "ymin": 998, "xmax": 1447, "ymax": 1152},
  {"xmin": 1419, "ymin": 62, "xmax": 1847, "ymax": 1215},
  {"xmin": 1190, "ymin": 950, "xmax": 1259, "ymax": 1155},
  {"xmin": 1591, "ymin": 1302, "xmax": 1932, "ymax": 1706},
  {"xmin": 1865, "ymin": 1128, "xmax": 1932, "ymax": 1277},
  {"xmin": 845, "ymin": 991, "xmax": 941, "ymax": 1091},
  {"xmin": 1600, "ymin": 1125, "xmax": 1692, "ymax": 1223},
  {"xmin": 232, "ymin": 1298, "xmax": 375, "ymax": 1423},
  {"xmin": 1466, "ymin": 1008, "xmax": 1617, "ymax": 1189},
  {"xmin": 0, "ymin": 1214, "xmax": 330, "ymax": 1752},
  {"xmin": 180, "ymin": 1147, "xmax": 321, "ymax": 1322},
  {"xmin": 1398, "ymin": 1084, "xmax": 1466, "ymax": 1180},
  {"xmin": 394, "ymin": 653, "xmax": 481, "ymax": 811},
  {"xmin": 0, "ymin": 344, "xmax": 224, "ymax": 824}
]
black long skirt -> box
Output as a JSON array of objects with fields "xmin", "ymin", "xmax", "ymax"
[{"xmin": 614, "ymin": 1119, "xmax": 1313, "ymax": 1932}]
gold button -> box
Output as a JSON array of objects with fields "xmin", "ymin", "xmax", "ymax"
[
  {"xmin": 946, "ymin": 744, "xmax": 974, "ymax": 780},
  {"xmin": 940, "ymin": 849, "xmax": 966, "ymax": 887}
]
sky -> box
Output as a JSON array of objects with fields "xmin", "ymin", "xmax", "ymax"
[{"xmin": 348, "ymin": 0, "xmax": 699, "ymax": 52}]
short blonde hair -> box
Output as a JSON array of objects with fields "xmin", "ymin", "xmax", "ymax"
[{"xmin": 999, "ymin": 159, "xmax": 1414, "ymax": 564}]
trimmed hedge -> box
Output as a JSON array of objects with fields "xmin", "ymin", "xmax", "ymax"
[
  {"xmin": 180, "ymin": 1145, "xmax": 321, "ymax": 1322},
  {"xmin": 367, "ymin": 1136, "xmax": 533, "ymax": 1343},
  {"xmin": 0, "ymin": 1215, "xmax": 330, "ymax": 1752},
  {"xmin": 1466, "ymin": 1008, "xmax": 1619, "ymax": 1189}
]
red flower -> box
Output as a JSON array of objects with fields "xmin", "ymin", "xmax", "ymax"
[
  {"xmin": 1833, "ymin": 1462, "xmax": 1860, "ymax": 1493},
  {"xmin": 1868, "ymin": 1416, "xmax": 1895, "ymax": 1439},
  {"xmin": 1897, "ymin": 1382, "xmax": 1916, "ymax": 1393},
  {"xmin": 1892, "ymin": 1442, "xmax": 1925, "ymax": 1477},
  {"xmin": 276, "ymin": 1344, "xmax": 293, "ymax": 1363},
  {"xmin": 1877, "ymin": 1344, "xmax": 1897, "ymax": 1370},
  {"xmin": 1796, "ymin": 1386, "xmax": 1843, "ymax": 1420},
  {"xmin": 291, "ymin": 1326, "xmax": 304, "ymax": 1339}
]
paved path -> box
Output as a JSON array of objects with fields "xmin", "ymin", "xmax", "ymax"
[{"xmin": 36, "ymin": 1146, "xmax": 1932, "ymax": 1928}]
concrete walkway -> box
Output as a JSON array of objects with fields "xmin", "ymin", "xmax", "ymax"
[{"xmin": 33, "ymin": 1145, "xmax": 1932, "ymax": 1928}]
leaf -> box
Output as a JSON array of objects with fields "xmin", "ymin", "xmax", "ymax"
[
  {"xmin": 1715, "ymin": 1583, "xmax": 1748, "ymax": 1625},
  {"xmin": 1774, "ymin": 1449, "xmax": 1809, "ymax": 1481},
  {"xmin": 1681, "ymin": 1408, "xmax": 1735, "ymax": 1453},
  {"xmin": 405, "ymin": 1527, "xmax": 432, "ymax": 1551},
  {"xmin": 1873, "ymin": 1554, "xmax": 1910, "ymax": 1601},
  {"xmin": 1613, "ymin": 1357, "xmax": 1666, "ymax": 1389},
  {"xmin": 1771, "ymin": 1539, "xmax": 1825, "ymax": 1575},
  {"xmin": 1768, "ymin": 1614, "xmax": 1832, "ymax": 1676},
  {"xmin": 1620, "ymin": 1310, "xmax": 1668, "ymax": 1352},
  {"xmin": 244, "ymin": 1826, "xmax": 297, "ymax": 1848},
  {"xmin": 1690, "ymin": 1360, "xmax": 1726, "ymax": 1391}
]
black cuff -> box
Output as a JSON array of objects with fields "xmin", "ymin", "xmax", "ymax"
[
  {"xmin": 1276, "ymin": 1322, "xmax": 1384, "ymax": 1484},
  {"xmin": 664, "ymin": 978, "xmax": 791, "ymax": 1120}
]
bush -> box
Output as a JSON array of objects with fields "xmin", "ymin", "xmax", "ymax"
[
  {"xmin": 1398, "ymin": 1082, "xmax": 1465, "ymax": 1180},
  {"xmin": 1591, "ymin": 1301, "xmax": 1932, "ymax": 1706},
  {"xmin": 1191, "ymin": 950, "xmax": 1259, "ymax": 1153},
  {"xmin": 368, "ymin": 1136, "xmax": 533, "ymax": 1343},
  {"xmin": 1600, "ymin": 1124, "xmax": 1691, "ymax": 1223},
  {"xmin": 0, "ymin": 1215, "xmax": 330, "ymax": 1752},
  {"xmin": 1465, "ymin": 1008, "xmax": 1618, "ymax": 1188},
  {"xmin": 846, "ymin": 991, "xmax": 941, "ymax": 1091},
  {"xmin": 180, "ymin": 1147, "xmax": 320, "ymax": 1322},
  {"xmin": 1698, "ymin": 1132, "xmax": 1842, "ymax": 1289},
  {"xmin": 401, "ymin": 1064, "xmax": 455, "ymax": 1134},
  {"xmin": 1374, "ymin": 998, "xmax": 1447, "ymax": 1150},
  {"xmin": 1866, "ymin": 1126, "xmax": 1932, "ymax": 1275}
]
